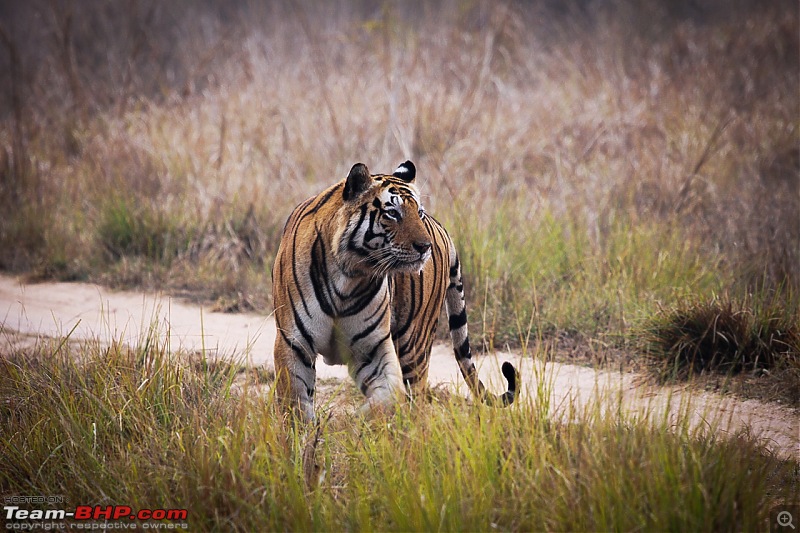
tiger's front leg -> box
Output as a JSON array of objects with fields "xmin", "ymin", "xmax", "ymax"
[
  {"xmin": 337, "ymin": 313, "xmax": 406, "ymax": 415},
  {"xmin": 273, "ymin": 327, "xmax": 317, "ymax": 422}
]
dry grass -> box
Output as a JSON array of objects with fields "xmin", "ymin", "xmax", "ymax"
[{"xmin": 0, "ymin": 1, "xmax": 797, "ymax": 360}]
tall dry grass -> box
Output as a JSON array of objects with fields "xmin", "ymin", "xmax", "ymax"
[{"xmin": 0, "ymin": 0, "xmax": 797, "ymax": 342}]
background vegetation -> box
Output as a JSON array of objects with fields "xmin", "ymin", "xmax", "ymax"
[{"xmin": 1, "ymin": 0, "xmax": 797, "ymax": 342}]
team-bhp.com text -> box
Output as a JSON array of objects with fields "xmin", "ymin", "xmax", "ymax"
[{"xmin": 4, "ymin": 506, "xmax": 188, "ymax": 530}]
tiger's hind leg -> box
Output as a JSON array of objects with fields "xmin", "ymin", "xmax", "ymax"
[{"xmin": 273, "ymin": 330, "xmax": 317, "ymax": 422}]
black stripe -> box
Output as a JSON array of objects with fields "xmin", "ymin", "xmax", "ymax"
[
  {"xmin": 307, "ymin": 185, "xmax": 340, "ymax": 216},
  {"xmin": 282, "ymin": 197, "xmax": 313, "ymax": 235},
  {"xmin": 291, "ymin": 228, "xmax": 311, "ymax": 316},
  {"xmin": 404, "ymin": 358, "xmax": 428, "ymax": 385},
  {"xmin": 286, "ymin": 184, "xmax": 339, "ymax": 236},
  {"xmin": 338, "ymin": 276, "xmax": 379, "ymax": 300},
  {"xmin": 280, "ymin": 329, "xmax": 315, "ymax": 368},
  {"xmin": 294, "ymin": 186, "xmax": 344, "ymax": 317},
  {"xmin": 339, "ymin": 287, "xmax": 383, "ymax": 317},
  {"xmin": 450, "ymin": 257, "xmax": 460, "ymax": 279},
  {"xmin": 338, "ymin": 279, "xmax": 384, "ymax": 317},
  {"xmin": 288, "ymin": 291, "xmax": 316, "ymax": 353},
  {"xmin": 449, "ymin": 308, "xmax": 468, "ymax": 330},
  {"xmin": 354, "ymin": 333, "xmax": 391, "ymax": 376},
  {"xmin": 310, "ymin": 231, "xmax": 336, "ymax": 316},
  {"xmin": 455, "ymin": 338, "xmax": 471, "ymax": 360},
  {"xmin": 346, "ymin": 204, "xmax": 370, "ymax": 257},
  {"xmin": 361, "ymin": 357, "xmax": 392, "ymax": 395},
  {"xmin": 393, "ymin": 275, "xmax": 417, "ymax": 339},
  {"xmin": 351, "ymin": 302, "xmax": 388, "ymax": 343},
  {"xmin": 362, "ymin": 207, "xmax": 387, "ymax": 253},
  {"xmin": 311, "ymin": 223, "xmax": 383, "ymax": 317},
  {"xmin": 412, "ymin": 261, "xmax": 440, "ymax": 340},
  {"xmin": 415, "ymin": 345, "xmax": 429, "ymax": 366}
]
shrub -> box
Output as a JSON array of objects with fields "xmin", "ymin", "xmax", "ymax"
[{"xmin": 646, "ymin": 294, "xmax": 799, "ymax": 379}]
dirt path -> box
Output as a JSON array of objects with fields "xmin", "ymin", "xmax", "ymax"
[{"xmin": 1, "ymin": 274, "xmax": 797, "ymax": 460}]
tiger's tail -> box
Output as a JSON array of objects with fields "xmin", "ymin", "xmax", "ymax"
[{"xmin": 446, "ymin": 251, "xmax": 519, "ymax": 406}]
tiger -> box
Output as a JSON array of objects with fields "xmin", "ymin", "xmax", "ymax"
[{"xmin": 272, "ymin": 160, "xmax": 519, "ymax": 420}]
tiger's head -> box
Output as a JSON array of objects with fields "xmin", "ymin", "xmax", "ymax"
[{"xmin": 334, "ymin": 160, "xmax": 432, "ymax": 277}]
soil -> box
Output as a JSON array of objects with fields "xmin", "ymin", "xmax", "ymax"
[{"xmin": 1, "ymin": 274, "xmax": 797, "ymax": 461}]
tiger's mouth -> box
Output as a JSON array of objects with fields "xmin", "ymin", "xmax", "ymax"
[
  {"xmin": 391, "ymin": 250, "xmax": 431, "ymax": 273},
  {"xmin": 362, "ymin": 249, "xmax": 430, "ymax": 275},
  {"xmin": 357, "ymin": 244, "xmax": 431, "ymax": 276}
]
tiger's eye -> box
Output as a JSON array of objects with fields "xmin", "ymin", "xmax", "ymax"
[{"xmin": 385, "ymin": 208, "xmax": 402, "ymax": 221}]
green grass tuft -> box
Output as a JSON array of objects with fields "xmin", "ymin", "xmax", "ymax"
[{"xmin": 96, "ymin": 196, "xmax": 189, "ymax": 264}]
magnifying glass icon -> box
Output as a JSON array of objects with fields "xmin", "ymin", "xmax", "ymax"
[{"xmin": 778, "ymin": 511, "xmax": 796, "ymax": 529}]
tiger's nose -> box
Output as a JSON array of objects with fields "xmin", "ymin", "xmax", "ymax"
[{"xmin": 413, "ymin": 241, "xmax": 432, "ymax": 254}]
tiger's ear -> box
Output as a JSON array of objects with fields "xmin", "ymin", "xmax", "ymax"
[
  {"xmin": 392, "ymin": 160, "xmax": 416, "ymax": 183},
  {"xmin": 343, "ymin": 163, "xmax": 372, "ymax": 201}
]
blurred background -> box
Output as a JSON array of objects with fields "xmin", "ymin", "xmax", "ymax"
[{"xmin": 0, "ymin": 0, "xmax": 797, "ymax": 359}]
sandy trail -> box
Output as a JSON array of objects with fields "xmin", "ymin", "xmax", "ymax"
[{"xmin": 1, "ymin": 274, "xmax": 797, "ymax": 460}]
